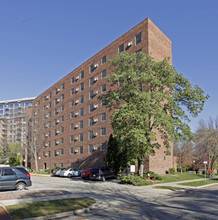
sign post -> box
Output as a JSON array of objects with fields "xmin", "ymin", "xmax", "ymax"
[
  {"xmin": 203, "ymin": 161, "xmax": 207, "ymax": 182},
  {"xmin": 130, "ymin": 165, "xmax": 135, "ymax": 181}
]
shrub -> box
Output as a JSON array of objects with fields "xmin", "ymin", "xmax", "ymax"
[
  {"xmin": 177, "ymin": 167, "xmax": 186, "ymax": 173},
  {"xmin": 169, "ymin": 168, "xmax": 176, "ymax": 174},
  {"xmin": 121, "ymin": 175, "xmax": 153, "ymax": 186},
  {"xmin": 143, "ymin": 171, "xmax": 162, "ymax": 181}
]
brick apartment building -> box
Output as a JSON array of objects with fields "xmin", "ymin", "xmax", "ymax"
[{"xmin": 28, "ymin": 18, "xmax": 176, "ymax": 174}]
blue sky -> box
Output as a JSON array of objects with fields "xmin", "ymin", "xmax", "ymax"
[{"xmin": 0, "ymin": 0, "xmax": 217, "ymax": 132}]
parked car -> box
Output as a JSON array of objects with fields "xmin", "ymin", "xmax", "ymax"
[
  {"xmin": 60, "ymin": 168, "xmax": 80, "ymax": 177},
  {"xmin": 0, "ymin": 166, "xmax": 32, "ymax": 190},
  {"xmin": 81, "ymin": 168, "xmax": 91, "ymax": 179},
  {"xmin": 89, "ymin": 168, "xmax": 116, "ymax": 181},
  {"xmin": 52, "ymin": 168, "xmax": 65, "ymax": 176}
]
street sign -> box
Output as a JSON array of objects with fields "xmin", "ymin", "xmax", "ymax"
[{"xmin": 130, "ymin": 165, "xmax": 135, "ymax": 173}]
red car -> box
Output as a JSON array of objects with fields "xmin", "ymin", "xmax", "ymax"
[{"xmin": 81, "ymin": 168, "xmax": 91, "ymax": 179}]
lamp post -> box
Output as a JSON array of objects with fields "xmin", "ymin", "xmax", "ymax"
[{"xmin": 203, "ymin": 160, "xmax": 207, "ymax": 182}]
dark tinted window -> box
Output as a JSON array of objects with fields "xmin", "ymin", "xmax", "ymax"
[
  {"xmin": 3, "ymin": 168, "xmax": 15, "ymax": 176},
  {"xmin": 16, "ymin": 167, "xmax": 29, "ymax": 174},
  {"xmin": 90, "ymin": 168, "xmax": 100, "ymax": 173}
]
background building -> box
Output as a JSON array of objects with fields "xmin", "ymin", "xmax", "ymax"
[
  {"xmin": 29, "ymin": 18, "xmax": 175, "ymax": 174},
  {"xmin": 0, "ymin": 98, "xmax": 34, "ymax": 149}
]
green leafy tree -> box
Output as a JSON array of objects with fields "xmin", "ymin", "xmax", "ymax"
[{"xmin": 99, "ymin": 52, "xmax": 209, "ymax": 176}]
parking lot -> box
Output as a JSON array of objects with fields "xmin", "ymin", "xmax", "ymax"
[{"xmin": 1, "ymin": 175, "xmax": 218, "ymax": 219}]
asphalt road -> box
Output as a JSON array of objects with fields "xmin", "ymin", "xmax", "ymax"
[{"xmin": 29, "ymin": 175, "xmax": 218, "ymax": 220}]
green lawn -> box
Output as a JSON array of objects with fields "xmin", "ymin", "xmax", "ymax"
[
  {"xmin": 6, "ymin": 197, "xmax": 95, "ymax": 220},
  {"xmin": 179, "ymin": 178, "xmax": 218, "ymax": 187},
  {"xmin": 158, "ymin": 172, "xmax": 205, "ymax": 183}
]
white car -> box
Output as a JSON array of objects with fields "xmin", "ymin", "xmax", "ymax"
[{"xmin": 60, "ymin": 168, "xmax": 80, "ymax": 177}]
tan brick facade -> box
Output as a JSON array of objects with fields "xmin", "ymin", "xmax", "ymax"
[{"xmin": 29, "ymin": 18, "xmax": 175, "ymax": 174}]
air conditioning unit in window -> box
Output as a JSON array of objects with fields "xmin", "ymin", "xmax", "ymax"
[
  {"xmin": 74, "ymin": 137, "xmax": 78, "ymax": 141},
  {"xmin": 57, "ymin": 99, "xmax": 60, "ymax": 103},
  {"xmin": 94, "ymin": 104, "xmax": 98, "ymax": 109},
  {"xmin": 34, "ymin": 104, "xmax": 37, "ymax": 107},
  {"xmin": 45, "ymin": 134, "xmax": 48, "ymax": 138},
  {"xmin": 75, "ymin": 100, "xmax": 79, "ymax": 104},
  {"xmin": 56, "ymin": 130, "xmax": 59, "ymax": 134},
  {"xmin": 93, "ymin": 133, "xmax": 98, "ymax": 137},
  {"xmin": 74, "ymin": 149, "xmax": 78, "ymax": 153},
  {"xmin": 75, "ymin": 112, "xmax": 79, "ymax": 116},
  {"xmin": 94, "ymin": 118, "xmax": 98, "ymax": 123},
  {"xmin": 75, "ymin": 88, "xmax": 79, "ymax": 92},
  {"xmin": 45, "ymin": 144, "xmax": 48, "ymax": 147},
  {"xmin": 45, "ymin": 153, "xmax": 48, "ymax": 157},
  {"xmin": 94, "ymin": 77, "xmax": 98, "ymax": 82},
  {"xmin": 93, "ymin": 147, "xmax": 98, "ymax": 151},
  {"xmin": 56, "ymin": 141, "xmax": 59, "ymax": 145},
  {"xmin": 94, "ymin": 64, "xmax": 98, "ymax": 68},
  {"xmin": 57, "ymin": 88, "xmax": 60, "ymax": 92},
  {"xmin": 46, "ymin": 96, "xmax": 49, "ymax": 100},
  {"xmin": 94, "ymin": 90, "xmax": 98, "ymax": 95},
  {"xmin": 56, "ymin": 152, "xmax": 59, "ymax": 155},
  {"xmin": 127, "ymin": 41, "xmax": 133, "ymax": 47},
  {"xmin": 75, "ymin": 124, "xmax": 78, "ymax": 129},
  {"xmin": 46, "ymin": 105, "xmax": 49, "ymax": 109},
  {"xmin": 46, "ymin": 115, "xmax": 49, "ymax": 118},
  {"xmin": 76, "ymin": 76, "xmax": 80, "ymax": 80},
  {"xmin": 45, "ymin": 124, "xmax": 48, "ymax": 128},
  {"xmin": 56, "ymin": 120, "xmax": 59, "ymax": 124}
]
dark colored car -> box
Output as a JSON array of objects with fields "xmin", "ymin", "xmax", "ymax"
[
  {"xmin": 81, "ymin": 168, "xmax": 91, "ymax": 179},
  {"xmin": 0, "ymin": 166, "xmax": 32, "ymax": 190},
  {"xmin": 89, "ymin": 168, "xmax": 116, "ymax": 181}
]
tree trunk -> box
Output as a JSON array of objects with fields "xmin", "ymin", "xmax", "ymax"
[{"xmin": 138, "ymin": 158, "xmax": 144, "ymax": 177}]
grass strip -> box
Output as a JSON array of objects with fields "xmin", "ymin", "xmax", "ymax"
[
  {"xmin": 154, "ymin": 186, "xmax": 185, "ymax": 191},
  {"xmin": 179, "ymin": 178, "xmax": 218, "ymax": 187},
  {"xmin": 6, "ymin": 197, "xmax": 95, "ymax": 220},
  {"xmin": 158, "ymin": 173, "xmax": 205, "ymax": 183}
]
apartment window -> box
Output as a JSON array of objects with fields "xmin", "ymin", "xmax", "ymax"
[
  {"xmin": 49, "ymin": 111, "xmax": 51, "ymax": 118},
  {"xmin": 80, "ymin": 83, "xmax": 84, "ymax": 91},
  {"xmin": 61, "ymin": 116, "xmax": 64, "ymax": 122},
  {"xmin": 101, "ymin": 113, "xmax": 106, "ymax": 121},
  {"xmin": 101, "ymin": 128, "xmax": 106, "ymax": 136},
  {"xmin": 70, "ymin": 147, "xmax": 74, "ymax": 154},
  {"xmin": 90, "ymin": 64, "xmax": 94, "ymax": 73},
  {"xmin": 80, "ymin": 108, "xmax": 83, "ymax": 116},
  {"xmin": 135, "ymin": 32, "xmax": 142, "ymax": 45},
  {"xmin": 79, "ymin": 133, "xmax": 83, "ymax": 142},
  {"xmin": 101, "ymin": 70, "xmax": 106, "ymax": 79},
  {"xmin": 89, "ymin": 90, "xmax": 94, "ymax": 99},
  {"xmin": 60, "ymin": 149, "xmax": 64, "ymax": 155},
  {"xmin": 49, "ymin": 92, "xmax": 52, "ymax": 98},
  {"xmin": 71, "ymin": 88, "xmax": 74, "ymax": 95},
  {"xmin": 101, "ymin": 55, "xmax": 106, "ymax": 64},
  {"xmin": 89, "ymin": 145, "xmax": 93, "ymax": 153},
  {"xmin": 48, "ymin": 131, "xmax": 51, "ymax": 137},
  {"xmin": 81, "ymin": 71, "xmax": 84, "ymax": 79},
  {"xmin": 70, "ymin": 135, "xmax": 74, "ymax": 142},
  {"xmin": 61, "ymin": 138, "xmax": 64, "ymax": 144},
  {"xmin": 101, "ymin": 142, "xmax": 106, "ymax": 151},
  {"xmin": 61, "ymin": 105, "xmax": 64, "ymax": 112},
  {"xmin": 71, "ymin": 123, "xmax": 74, "ymax": 130},
  {"xmin": 80, "ymin": 120, "xmax": 83, "ymax": 129},
  {"xmin": 102, "ymin": 99, "xmax": 107, "ymax": 106},
  {"xmin": 119, "ymin": 44, "xmax": 124, "ymax": 52},
  {"xmin": 61, "ymin": 163, "xmax": 63, "ymax": 168},
  {"xmin": 48, "ymin": 141, "xmax": 51, "ymax": 147},
  {"xmin": 89, "ymin": 77, "xmax": 94, "ymax": 86},
  {"xmin": 61, "ymin": 127, "xmax": 64, "ymax": 133},
  {"xmin": 89, "ymin": 104, "xmax": 94, "ymax": 113},
  {"xmin": 71, "ymin": 112, "xmax": 74, "ymax": 118},
  {"xmin": 80, "ymin": 146, "xmax": 83, "ymax": 154},
  {"xmin": 48, "ymin": 151, "xmax": 50, "ymax": 157},
  {"xmin": 71, "ymin": 100, "xmax": 74, "ymax": 107},
  {"xmin": 72, "ymin": 77, "xmax": 75, "ymax": 84},
  {"xmin": 54, "ymin": 140, "xmax": 58, "ymax": 146},
  {"xmin": 62, "ymin": 83, "xmax": 65, "ymax": 90},
  {"xmin": 54, "ymin": 109, "xmax": 58, "ymax": 116},
  {"xmin": 89, "ymin": 131, "xmax": 93, "ymax": 140},
  {"xmin": 55, "ymin": 88, "xmax": 59, "ymax": 95},
  {"xmin": 49, "ymin": 102, "xmax": 51, "ymax": 108},
  {"xmin": 80, "ymin": 95, "xmax": 84, "ymax": 104},
  {"xmin": 61, "ymin": 94, "xmax": 64, "ymax": 101},
  {"xmin": 101, "ymin": 84, "xmax": 106, "ymax": 92},
  {"xmin": 55, "ymin": 98, "xmax": 58, "ymax": 105},
  {"xmin": 89, "ymin": 117, "xmax": 94, "ymax": 126},
  {"xmin": 54, "ymin": 150, "xmax": 57, "ymax": 157}
]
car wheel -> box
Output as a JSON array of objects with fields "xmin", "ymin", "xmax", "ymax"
[
  {"xmin": 102, "ymin": 176, "xmax": 105, "ymax": 182},
  {"xmin": 16, "ymin": 182, "xmax": 26, "ymax": 190},
  {"xmin": 67, "ymin": 173, "xmax": 71, "ymax": 178}
]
